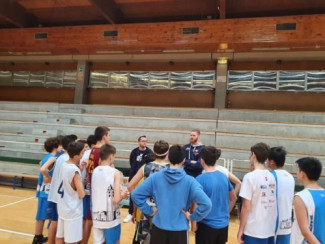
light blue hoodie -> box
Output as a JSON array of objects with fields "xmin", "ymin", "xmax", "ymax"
[{"xmin": 131, "ymin": 166, "xmax": 212, "ymax": 231}]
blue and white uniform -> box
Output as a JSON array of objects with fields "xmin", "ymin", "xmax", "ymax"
[
  {"xmin": 272, "ymin": 169, "xmax": 295, "ymax": 244},
  {"xmin": 291, "ymin": 188, "xmax": 325, "ymax": 244},
  {"xmin": 35, "ymin": 153, "xmax": 56, "ymax": 220}
]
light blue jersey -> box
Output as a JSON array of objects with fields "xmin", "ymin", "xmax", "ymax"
[
  {"xmin": 36, "ymin": 153, "xmax": 56, "ymax": 198},
  {"xmin": 291, "ymin": 188, "xmax": 325, "ymax": 243}
]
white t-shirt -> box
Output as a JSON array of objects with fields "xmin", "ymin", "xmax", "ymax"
[
  {"xmin": 48, "ymin": 153, "xmax": 69, "ymax": 203},
  {"xmin": 91, "ymin": 165, "xmax": 120, "ymax": 229},
  {"xmin": 272, "ymin": 169, "xmax": 295, "ymax": 236},
  {"xmin": 216, "ymin": 165, "xmax": 229, "ymax": 177},
  {"xmin": 57, "ymin": 162, "xmax": 83, "ymax": 220},
  {"xmin": 239, "ymin": 169, "xmax": 277, "ymax": 238}
]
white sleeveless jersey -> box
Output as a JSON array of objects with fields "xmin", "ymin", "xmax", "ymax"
[
  {"xmin": 48, "ymin": 153, "xmax": 69, "ymax": 203},
  {"xmin": 239, "ymin": 169, "xmax": 277, "ymax": 238},
  {"xmin": 57, "ymin": 162, "xmax": 83, "ymax": 220},
  {"xmin": 273, "ymin": 169, "xmax": 295, "ymax": 236},
  {"xmin": 291, "ymin": 189, "xmax": 325, "ymax": 244},
  {"xmin": 91, "ymin": 165, "xmax": 120, "ymax": 229}
]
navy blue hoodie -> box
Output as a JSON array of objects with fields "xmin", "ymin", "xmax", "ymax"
[{"xmin": 131, "ymin": 167, "xmax": 212, "ymax": 231}]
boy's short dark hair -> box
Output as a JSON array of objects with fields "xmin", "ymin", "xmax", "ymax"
[
  {"xmin": 268, "ymin": 146, "xmax": 287, "ymax": 167},
  {"xmin": 67, "ymin": 141, "xmax": 85, "ymax": 158},
  {"xmin": 168, "ymin": 145, "xmax": 186, "ymax": 165},
  {"xmin": 144, "ymin": 153, "xmax": 156, "ymax": 164},
  {"xmin": 62, "ymin": 135, "xmax": 77, "ymax": 150},
  {"xmin": 153, "ymin": 140, "xmax": 169, "ymax": 159},
  {"xmin": 296, "ymin": 157, "xmax": 322, "ymax": 181},
  {"xmin": 251, "ymin": 142, "xmax": 270, "ymax": 164},
  {"xmin": 87, "ymin": 134, "xmax": 97, "ymax": 147},
  {"xmin": 69, "ymin": 134, "xmax": 78, "ymax": 141},
  {"xmin": 138, "ymin": 135, "xmax": 146, "ymax": 142},
  {"xmin": 94, "ymin": 126, "xmax": 110, "ymax": 142},
  {"xmin": 44, "ymin": 137, "xmax": 60, "ymax": 153},
  {"xmin": 200, "ymin": 146, "xmax": 221, "ymax": 166},
  {"xmin": 57, "ymin": 135, "xmax": 64, "ymax": 145},
  {"xmin": 100, "ymin": 144, "xmax": 116, "ymax": 161}
]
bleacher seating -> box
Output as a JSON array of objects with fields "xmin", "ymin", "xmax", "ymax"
[{"xmin": 0, "ymin": 101, "xmax": 324, "ymax": 188}]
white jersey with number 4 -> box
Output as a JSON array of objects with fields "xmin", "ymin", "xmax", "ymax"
[
  {"xmin": 239, "ymin": 169, "xmax": 277, "ymax": 238},
  {"xmin": 48, "ymin": 153, "xmax": 69, "ymax": 203},
  {"xmin": 57, "ymin": 162, "xmax": 83, "ymax": 220}
]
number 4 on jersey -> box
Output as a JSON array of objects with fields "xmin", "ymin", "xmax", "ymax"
[{"xmin": 58, "ymin": 181, "xmax": 64, "ymax": 198}]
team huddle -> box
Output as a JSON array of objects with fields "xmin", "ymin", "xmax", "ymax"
[{"xmin": 32, "ymin": 127, "xmax": 325, "ymax": 244}]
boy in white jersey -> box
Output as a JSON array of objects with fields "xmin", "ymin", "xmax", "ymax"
[
  {"xmin": 291, "ymin": 157, "xmax": 325, "ymax": 244},
  {"xmin": 267, "ymin": 147, "xmax": 294, "ymax": 244},
  {"xmin": 56, "ymin": 141, "xmax": 85, "ymax": 244},
  {"xmin": 91, "ymin": 144, "xmax": 128, "ymax": 244},
  {"xmin": 47, "ymin": 135, "xmax": 77, "ymax": 244},
  {"xmin": 238, "ymin": 142, "xmax": 277, "ymax": 244}
]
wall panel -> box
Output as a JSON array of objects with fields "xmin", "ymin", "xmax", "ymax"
[
  {"xmin": 227, "ymin": 91, "xmax": 325, "ymax": 111},
  {"xmin": 88, "ymin": 88, "xmax": 214, "ymax": 107},
  {"xmin": 0, "ymin": 87, "xmax": 74, "ymax": 103}
]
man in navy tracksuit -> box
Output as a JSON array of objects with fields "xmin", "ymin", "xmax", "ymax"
[
  {"xmin": 124, "ymin": 135, "xmax": 153, "ymax": 223},
  {"xmin": 183, "ymin": 129, "xmax": 205, "ymax": 177}
]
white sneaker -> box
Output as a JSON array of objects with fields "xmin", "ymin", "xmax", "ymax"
[{"xmin": 123, "ymin": 213, "xmax": 132, "ymax": 223}]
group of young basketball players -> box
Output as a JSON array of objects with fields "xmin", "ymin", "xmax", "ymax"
[{"xmin": 33, "ymin": 127, "xmax": 325, "ymax": 244}]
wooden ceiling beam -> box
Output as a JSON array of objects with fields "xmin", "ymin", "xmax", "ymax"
[
  {"xmin": 0, "ymin": 0, "xmax": 37, "ymax": 28},
  {"xmin": 89, "ymin": 0, "xmax": 123, "ymax": 24}
]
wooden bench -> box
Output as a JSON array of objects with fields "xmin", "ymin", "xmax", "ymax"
[{"xmin": 0, "ymin": 172, "xmax": 38, "ymax": 189}]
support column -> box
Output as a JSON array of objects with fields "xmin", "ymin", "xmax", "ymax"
[
  {"xmin": 214, "ymin": 61, "xmax": 228, "ymax": 108},
  {"xmin": 74, "ymin": 60, "xmax": 90, "ymax": 104}
]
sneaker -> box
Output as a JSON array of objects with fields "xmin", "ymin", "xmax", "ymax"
[
  {"xmin": 32, "ymin": 235, "xmax": 48, "ymax": 244},
  {"xmin": 123, "ymin": 213, "xmax": 133, "ymax": 223}
]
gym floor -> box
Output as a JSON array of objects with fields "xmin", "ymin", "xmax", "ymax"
[{"xmin": 0, "ymin": 186, "xmax": 239, "ymax": 243}]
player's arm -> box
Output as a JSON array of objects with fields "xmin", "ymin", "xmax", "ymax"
[
  {"xmin": 294, "ymin": 196, "xmax": 321, "ymax": 244},
  {"xmin": 73, "ymin": 172, "xmax": 85, "ymax": 199},
  {"xmin": 237, "ymin": 198, "xmax": 251, "ymax": 244},
  {"xmin": 190, "ymin": 203, "xmax": 198, "ymax": 232},
  {"xmin": 228, "ymin": 172, "xmax": 241, "ymax": 196},
  {"xmin": 127, "ymin": 165, "xmax": 144, "ymax": 192},
  {"xmin": 131, "ymin": 176, "xmax": 155, "ymax": 216},
  {"xmin": 113, "ymin": 171, "xmax": 128, "ymax": 205},
  {"xmin": 229, "ymin": 189, "xmax": 237, "ymax": 212},
  {"xmin": 40, "ymin": 157, "xmax": 56, "ymax": 183}
]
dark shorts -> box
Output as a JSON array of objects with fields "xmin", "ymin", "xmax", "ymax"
[
  {"xmin": 244, "ymin": 235, "xmax": 275, "ymax": 244},
  {"xmin": 195, "ymin": 222, "xmax": 228, "ymax": 244},
  {"xmin": 150, "ymin": 224, "xmax": 188, "ymax": 244},
  {"xmin": 83, "ymin": 195, "xmax": 91, "ymax": 220},
  {"xmin": 48, "ymin": 201, "xmax": 58, "ymax": 221},
  {"xmin": 275, "ymin": 234, "xmax": 290, "ymax": 244}
]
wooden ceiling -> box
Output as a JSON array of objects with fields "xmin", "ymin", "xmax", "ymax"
[{"xmin": 1, "ymin": 0, "xmax": 325, "ymax": 28}]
